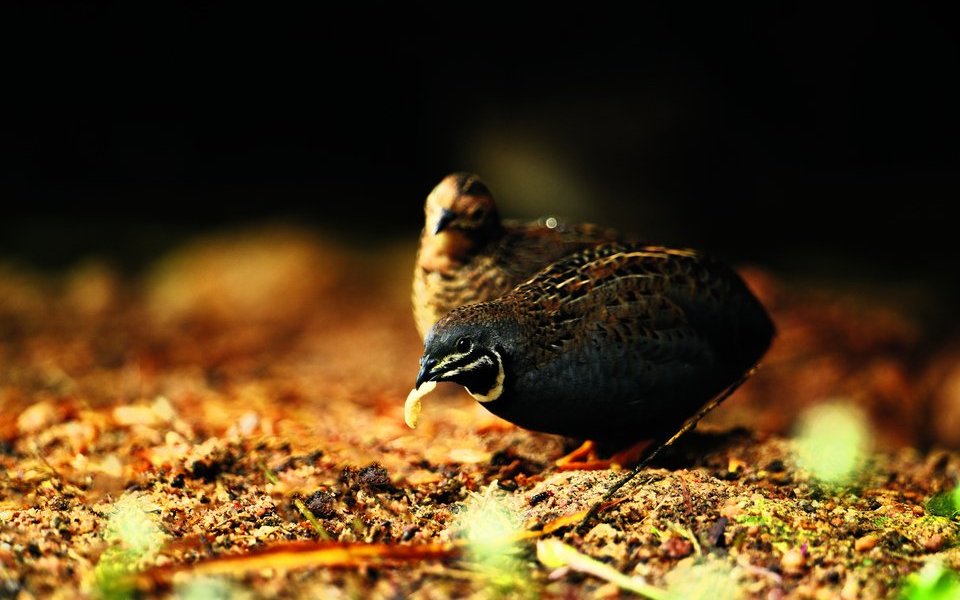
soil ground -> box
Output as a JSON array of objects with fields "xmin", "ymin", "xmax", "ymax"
[{"xmin": 1, "ymin": 226, "xmax": 958, "ymax": 599}]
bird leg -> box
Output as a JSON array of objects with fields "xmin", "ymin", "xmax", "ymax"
[
  {"xmin": 576, "ymin": 366, "xmax": 759, "ymax": 533},
  {"xmin": 554, "ymin": 440, "xmax": 599, "ymax": 470},
  {"xmin": 554, "ymin": 439, "xmax": 655, "ymax": 471},
  {"xmin": 609, "ymin": 439, "xmax": 655, "ymax": 469}
]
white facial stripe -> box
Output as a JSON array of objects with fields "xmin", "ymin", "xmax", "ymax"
[
  {"xmin": 446, "ymin": 355, "xmax": 493, "ymax": 378},
  {"xmin": 466, "ymin": 349, "xmax": 504, "ymax": 404},
  {"xmin": 435, "ymin": 351, "xmax": 470, "ymax": 371}
]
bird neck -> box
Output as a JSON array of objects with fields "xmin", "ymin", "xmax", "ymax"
[
  {"xmin": 462, "ymin": 347, "xmax": 506, "ymax": 403},
  {"xmin": 418, "ymin": 224, "xmax": 504, "ymax": 273}
]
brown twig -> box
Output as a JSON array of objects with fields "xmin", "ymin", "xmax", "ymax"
[{"xmin": 139, "ymin": 540, "xmax": 458, "ymax": 589}]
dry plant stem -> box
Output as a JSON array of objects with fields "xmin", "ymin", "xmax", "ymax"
[
  {"xmin": 293, "ymin": 498, "xmax": 333, "ymax": 541},
  {"xmin": 140, "ymin": 541, "xmax": 458, "ymax": 586},
  {"xmin": 577, "ymin": 367, "xmax": 758, "ymax": 533},
  {"xmin": 537, "ymin": 540, "xmax": 670, "ymax": 600},
  {"xmin": 261, "ymin": 462, "xmax": 332, "ymax": 541},
  {"xmin": 31, "ymin": 443, "xmax": 64, "ymax": 483},
  {"xmin": 669, "ymin": 523, "xmax": 702, "ymax": 556}
]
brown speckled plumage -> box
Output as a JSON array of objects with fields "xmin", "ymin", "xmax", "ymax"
[
  {"xmin": 412, "ymin": 173, "xmax": 620, "ymax": 338},
  {"xmin": 417, "ymin": 242, "xmax": 775, "ymax": 443}
]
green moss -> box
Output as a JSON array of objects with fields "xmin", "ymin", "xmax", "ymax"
[
  {"xmin": 873, "ymin": 516, "xmax": 892, "ymax": 528},
  {"xmin": 735, "ymin": 496, "xmax": 798, "ymax": 543},
  {"xmin": 452, "ymin": 483, "xmax": 535, "ymax": 598},
  {"xmin": 92, "ymin": 493, "xmax": 167, "ymax": 600}
]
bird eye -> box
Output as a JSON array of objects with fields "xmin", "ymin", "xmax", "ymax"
[{"xmin": 456, "ymin": 337, "xmax": 472, "ymax": 352}]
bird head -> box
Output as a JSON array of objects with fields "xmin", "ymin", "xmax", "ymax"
[
  {"xmin": 416, "ymin": 304, "xmax": 516, "ymax": 403},
  {"xmin": 424, "ymin": 173, "xmax": 501, "ymax": 237}
]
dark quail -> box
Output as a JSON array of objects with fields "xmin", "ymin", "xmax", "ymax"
[
  {"xmin": 411, "ymin": 242, "xmax": 775, "ymax": 445},
  {"xmin": 412, "ymin": 172, "xmax": 620, "ymax": 338}
]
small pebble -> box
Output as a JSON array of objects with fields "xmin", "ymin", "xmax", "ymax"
[
  {"xmin": 924, "ymin": 533, "xmax": 944, "ymax": 552},
  {"xmin": 17, "ymin": 401, "xmax": 58, "ymax": 434},
  {"xmin": 840, "ymin": 575, "xmax": 861, "ymax": 599},
  {"xmin": 705, "ymin": 517, "xmax": 728, "ymax": 548},
  {"xmin": 854, "ymin": 534, "xmax": 877, "ymax": 553},
  {"xmin": 781, "ymin": 548, "xmax": 806, "ymax": 575},
  {"xmin": 113, "ymin": 405, "xmax": 164, "ymax": 427},
  {"xmin": 660, "ymin": 536, "xmax": 693, "ymax": 559},
  {"xmin": 912, "ymin": 505, "xmax": 925, "ymax": 517},
  {"xmin": 720, "ymin": 498, "xmax": 745, "ymax": 519}
]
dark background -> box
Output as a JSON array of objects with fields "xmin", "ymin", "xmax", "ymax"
[{"xmin": 3, "ymin": 4, "xmax": 957, "ymax": 301}]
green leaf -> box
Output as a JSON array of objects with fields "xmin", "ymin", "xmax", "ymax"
[{"xmin": 924, "ymin": 488, "xmax": 960, "ymax": 519}]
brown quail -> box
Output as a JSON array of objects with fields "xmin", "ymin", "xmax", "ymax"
[
  {"xmin": 412, "ymin": 173, "xmax": 620, "ymax": 339},
  {"xmin": 413, "ymin": 242, "xmax": 775, "ymax": 446}
]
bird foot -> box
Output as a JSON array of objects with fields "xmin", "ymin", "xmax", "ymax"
[
  {"xmin": 554, "ymin": 439, "xmax": 654, "ymax": 471},
  {"xmin": 554, "ymin": 440, "xmax": 600, "ymax": 470}
]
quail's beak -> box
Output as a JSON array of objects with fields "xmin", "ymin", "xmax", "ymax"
[
  {"xmin": 433, "ymin": 208, "xmax": 456, "ymax": 234},
  {"xmin": 416, "ymin": 356, "xmax": 439, "ymax": 389}
]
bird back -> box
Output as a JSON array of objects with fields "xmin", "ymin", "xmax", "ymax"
[{"xmin": 488, "ymin": 243, "xmax": 774, "ymax": 442}]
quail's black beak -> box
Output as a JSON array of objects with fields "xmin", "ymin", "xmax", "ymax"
[
  {"xmin": 416, "ymin": 356, "xmax": 439, "ymax": 388},
  {"xmin": 433, "ymin": 208, "xmax": 456, "ymax": 234}
]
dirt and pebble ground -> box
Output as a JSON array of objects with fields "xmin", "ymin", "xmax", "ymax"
[{"xmin": 1, "ymin": 225, "xmax": 959, "ymax": 599}]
